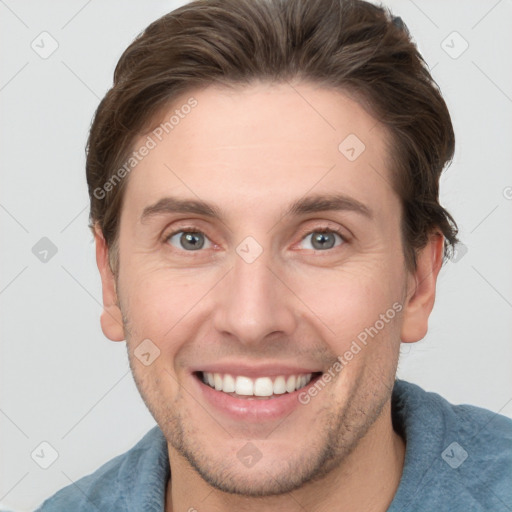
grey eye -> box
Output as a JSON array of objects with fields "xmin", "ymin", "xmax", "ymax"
[
  {"xmin": 299, "ymin": 231, "xmax": 344, "ymax": 251},
  {"xmin": 167, "ymin": 231, "xmax": 212, "ymax": 251}
]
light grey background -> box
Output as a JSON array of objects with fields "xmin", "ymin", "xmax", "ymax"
[{"xmin": 1, "ymin": 0, "xmax": 511, "ymax": 510}]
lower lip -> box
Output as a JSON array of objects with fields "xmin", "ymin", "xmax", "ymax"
[{"xmin": 192, "ymin": 372, "xmax": 322, "ymax": 422}]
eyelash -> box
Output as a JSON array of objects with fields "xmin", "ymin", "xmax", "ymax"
[{"xmin": 163, "ymin": 224, "xmax": 348, "ymax": 253}]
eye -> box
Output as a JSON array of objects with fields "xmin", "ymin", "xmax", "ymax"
[
  {"xmin": 165, "ymin": 228, "xmax": 213, "ymax": 251},
  {"xmin": 298, "ymin": 228, "xmax": 345, "ymax": 251}
]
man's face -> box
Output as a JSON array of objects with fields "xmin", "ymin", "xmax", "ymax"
[{"xmin": 101, "ymin": 82, "xmax": 418, "ymax": 495}]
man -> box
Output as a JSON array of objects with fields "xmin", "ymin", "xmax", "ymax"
[{"xmin": 36, "ymin": 0, "xmax": 512, "ymax": 510}]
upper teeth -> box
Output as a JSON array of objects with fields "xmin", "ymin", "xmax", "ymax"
[{"xmin": 202, "ymin": 372, "xmax": 314, "ymax": 396}]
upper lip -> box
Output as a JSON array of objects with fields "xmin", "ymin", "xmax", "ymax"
[{"xmin": 192, "ymin": 362, "xmax": 323, "ymax": 379}]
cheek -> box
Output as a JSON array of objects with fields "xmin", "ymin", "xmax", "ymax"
[
  {"xmin": 120, "ymin": 266, "xmax": 211, "ymax": 344},
  {"xmin": 290, "ymin": 262, "xmax": 404, "ymax": 349}
]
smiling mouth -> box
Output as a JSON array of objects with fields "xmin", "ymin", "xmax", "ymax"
[{"xmin": 194, "ymin": 371, "xmax": 323, "ymax": 400}]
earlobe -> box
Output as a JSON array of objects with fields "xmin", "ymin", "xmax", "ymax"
[
  {"xmin": 94, "ymin": 226, "xmax": 125, "ymax": 342},
  {"xmin": 400, "ymin": 232, "xmax": 445, "ymax": 343}
]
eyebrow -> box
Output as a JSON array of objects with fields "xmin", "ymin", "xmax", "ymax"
[
  {"xmin": 140, "ymin": 193, "xmax": 373, "ymax": 223},
  {"xmin": 288, "ymin": 193, "xmax": 372, "ymax": 219},
  {"xmin": 141, "ymin": 197, "xmax": 223, "ymax": 222}
]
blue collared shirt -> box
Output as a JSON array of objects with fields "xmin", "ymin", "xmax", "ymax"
[{"xmin": 35, "ymin": 379, "xmax": 512, "ymax": 511}]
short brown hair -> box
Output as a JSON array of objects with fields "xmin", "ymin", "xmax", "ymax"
[{"xmin": 86, "ymin": 0, "xmax": 458, "ymax": 274}]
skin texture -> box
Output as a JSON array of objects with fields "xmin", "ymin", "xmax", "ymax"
[{"xmin": 95, "ymin": 81, "xmax": 444, "ymax": 511}]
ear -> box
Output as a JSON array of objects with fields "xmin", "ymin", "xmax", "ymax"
[
  {"xmin": 94, "ymin": 226, "xmax": 125, "ymax": 342},
  {"xmin": 400, "ymin": 232, "xmax": 445, "ymax": 343}
]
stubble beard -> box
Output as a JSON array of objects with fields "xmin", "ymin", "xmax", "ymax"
[{"xmin": 123, "ymin": 323, "xmax": 395, "ymax": 498}]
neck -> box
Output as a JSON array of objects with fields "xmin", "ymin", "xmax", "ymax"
[{"xmin": 165, "ymin": 401, "xmax": 405, "ymax": 512}]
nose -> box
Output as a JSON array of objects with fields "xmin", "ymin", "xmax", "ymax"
[{"xmin": 212, "ymin": 244, "xmax": 297, "ymax": 346}]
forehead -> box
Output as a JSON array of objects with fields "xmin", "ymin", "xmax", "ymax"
[{"xmin": 122, "ymin": 82, "xmax": 398, "ymax": 223}]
